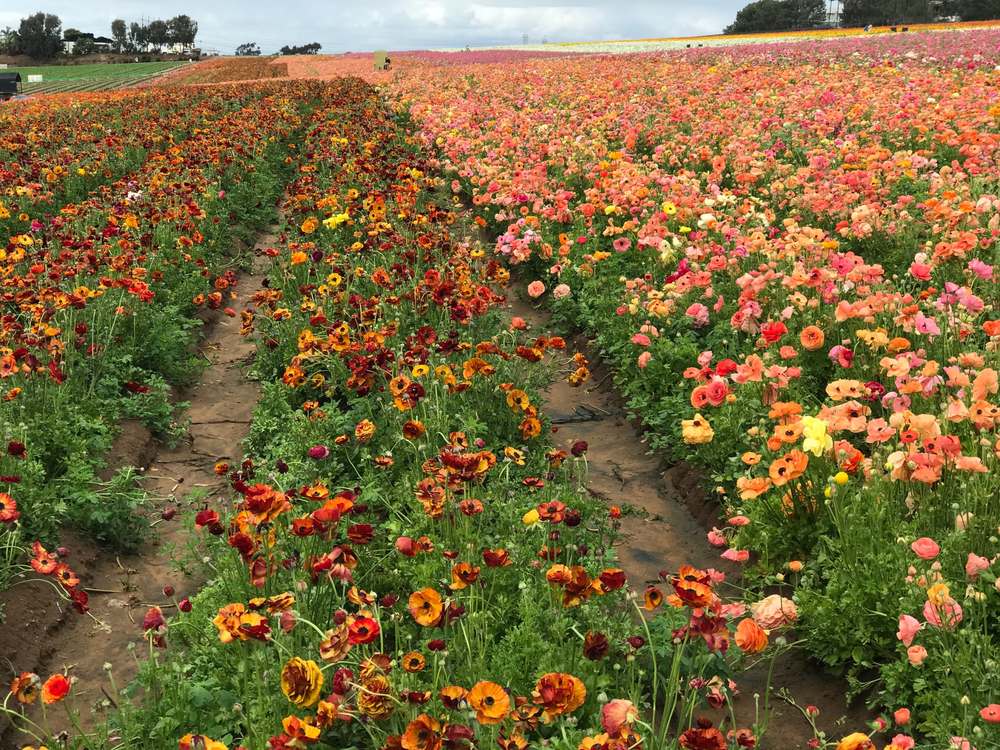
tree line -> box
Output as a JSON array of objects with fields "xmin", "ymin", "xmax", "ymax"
[
  {"xmin": 0, "ymin": 11, "xmax": 197, "ymax": 60},
  {"xmin": 235, "ymin": 41, "xmax": 322, "ymax": 56},
  {"xmin": 725, "ymin": 0, "xmax": 997, "ymax": 33}
]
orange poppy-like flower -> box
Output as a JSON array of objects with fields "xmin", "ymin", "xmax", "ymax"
[
  {"xmin": 799, "ymin": 325, "xmax": 825, "ymax": 351},
  {"xmin": 280, "ymin": 657, "xmax": 324, "ymax": 708},
  {"xmin": 467, "ymin": 681, "xmax": 511, "ymax": 724},
  {"xmin": 9, "ymin": 672, "xmax": 40, "ymax": 704},
  {"xmin": 41, "ymin": 673, "xmax": 71, "ymax": 704},
  {"xmin": 403, "ymin": 419, "xmax": 426, "ymax": 439},
  {"xmin": 401, "ymin": 713, "xmax": 442, "ymax": 750},
  {"xmin": 178, "ymin": 735, "xmax": 229, "ymax": 750},
  {"xmin": 767, "ymin": 450, "xmax": 809, "ymax": 487},
  {"xmin": 402, "ymin": 651, "xmax": 427, "ymax": 673},
  {"xmin": 736, "ymin": 476, "xmax": 772, "ymax": 500},
  {"xmin": 532, "ymin": 672, "xmax": 586, "ymax": 722},
  {"xmin": 643, "ymin": 586, "xmax": 664, "ymax": 611},
  {"xmin": 449, "ymin": 562, "xmax": 481, "ymax": 590},
  {"xmin": 671, "ymin": 565, "xmax": 714, "ymax": 608},
  {"xmin": 408, "ymin": 587, "xmax": 444, "ymax": 627},
  {"xmin": 439, "ymin": 685, "xmax": 468, "ymax": 709},
  {"xmin": 735, "ymin": 618, "xmax": 769, "ymax": 654}
]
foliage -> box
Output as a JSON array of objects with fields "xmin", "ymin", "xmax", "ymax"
[{"xmin": 725, "ymin": 0, "xmax": 826, "ymax": 33}]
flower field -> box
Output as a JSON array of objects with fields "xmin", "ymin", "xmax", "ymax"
[{"xmin": 1, "ymin": 25, "xmax": 999, "ymax": 750}]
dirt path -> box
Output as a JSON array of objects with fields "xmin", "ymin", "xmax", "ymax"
[
  {"xmin": 1, "ymin": 228, "xmax": 276, "ymax": 745},
  {"xmin": 508, "ymin": 292, "xmax": 875, "ymax": 748}
]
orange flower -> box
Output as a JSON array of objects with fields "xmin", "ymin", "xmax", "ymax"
[
  {"xmin": 532, "ymin": 672, "xmax": 586, "ymax": 722},
  {"xmin": 799, "ymin": 325, "xmax": 825, "ymax": 351},
  {"xmin": 467, "ymin": 681, "xmax": 511, "ymax": 724},
  {"xmin": 408, "ymin": 587, "xmax": 444, "ymax": 627},
  {"xmin": 768, "ymin": 450, "xmax": 809, "ymax": 486},
  {"xmin": 9, "ymin": 672, "xmax": 40, "ymax": 704},
  {"xmin": 402, "ymin": 651, "xmax": 427, "ymax": 673},
  {"xmin": 671, "ymin": 565, "xmax": 714, "ymax": 608},
  {"xmin": 402, "ymin": 714, "xmax": 442, "ymax": 750},
  {"xmin": 41, "ymin": 673, "xmax": 71, "ymax": 704},
  {"xmin": 179, "ymin": 735, "xmax": 229, "ymax": 750},
  {"xmin": 735, "ymin": 618, "xmax": 769, "ymax": 654}
]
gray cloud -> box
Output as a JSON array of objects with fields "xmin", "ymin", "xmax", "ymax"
[{"xmin": 0, "ymin": 1, "xmax": 743, "ymax": 54}]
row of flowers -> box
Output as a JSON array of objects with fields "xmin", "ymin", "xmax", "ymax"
[
  {"xmin": 378, "ymin": 30, "xmax": 1000, "ymax": 747},
  {"xmin": 0, "ymin": 84, "xmax": 318, "ymax": 597}
]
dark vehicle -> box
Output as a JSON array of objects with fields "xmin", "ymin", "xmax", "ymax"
[{"xmin": 0, "ymin": 72, "xmax": 22, "ymax": 101}]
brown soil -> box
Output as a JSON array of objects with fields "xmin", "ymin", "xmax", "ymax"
[
  {"xmin": 508, "ymin": 292, "xmax": 875, "ymax": 748},
  {"xmin": 0, "ymin": 229, "xmax": 276, "ymax": 745}
]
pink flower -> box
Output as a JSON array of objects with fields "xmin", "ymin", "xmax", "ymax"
[
  {"xmin": 896, "ymin": 614, "xmax": 921, "ymax": 646},
  {"xmin": 612, "ymin": 237, "xmax": 631, "ymax": 253},
  {"xmin": 721, "ymin": 548, "xmax": 749, "ymax": 563},
  {"xmin": 637, "ymin": 351, "xmax": 652, "ymax": 369},
  {"xmin": 706, "ymin": 528, "xmax": 727, "ymax": 547},
  {"xmin": 685, "ymin": 303, "xmax": 710, "ymax": 327},
  {"xmin": 906, "ymin": 645, "xmax": 927, "ymax": 666},
  {"xmin": 510, "ymin": 316, "xmax": 527, "ymax": 330},
  {"xmin": 965, "ymin": 552, "xmax": 990, "ymax": 580},
  {"xmin": 908, "ymin": 262, "xmax": 932, "ymax": 281},
  {"xmin": 750, "ymin": 594, "xmax": 797, "ymax": 629},
  {"xmin": 601, "ymin": 699, "xmax": 638, "ymax": 734},
  {"xmin": 527, "ymin": 280, "xmax": 545, "ymax": 298},
  {"xmin": 910, "ymin": 537, "xmax": 939, "ymax": 560},
  {"xmin": 968, "ymin": 258, "xmax": 993, "ymax": 280},
  {"xmin": 979, "ymin": 704, "xmax": 1000, "ymax": 724},
  {"xmin": 726, "ymin": 515, "xmax": 750, "ymax": 527},
  {"xmin": 631, "ymin": 333, "xmax": 651, "ymax": 346},
  {"xmin": 552, "ymin": 283, "xmax": 571, "ymax": 299},
  {"xmin": 923, "ymin": 598, "xmax": 962, "ymax": 629},
  {"xmin": 890, "ymin": 735, "xmax": 915, "ymax": 750},
  {"xmin": 949, "ymin": 737, "xmax": 975, "ymax": 750}
]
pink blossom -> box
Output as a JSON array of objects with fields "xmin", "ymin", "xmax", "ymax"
[
  {"xmin": 631, "ymin": 333, "xmax": 651, "ymax": 346},
  {"xmin": 553, "ymin": 283, "xmax": 571, "ymax": 299},
  {"xmin": 601, "ymin": 699, "xmax": 638, "ymax": 734},
  {"xmin": 526, "ymin": 280, "xmax": 546, "ymax": 298},
  {"xmin": 637, "ymin": 351, "xmax": 652, "ymax": 369},
  {"xmin": 896, "ymin": 614, "xmax": 921, "ymax": 646},
  {"xmin": 706, "ymin": 528, "xmax": 727, "ymax": 547},
  {"xmin": 721, "ymin": 548, "xmax": 749, "ymax": 563},
  {"xmin": 965, "ymin": 552, "xmax": 990, "ymax": 580},
  {"xmin": 910, "ymin": 537, "xmax": 939, "ymax": 560},
  {"xmin": 923, "ymin": 598, "xmax": 962, "ymax": 629},
  {"xmin": 891, "ymin": 735, "xmax": 915, "ymax": 750},
  {"xmin": 685, "ymin": 303, "xmax": 710, "ymax": 327},
  {"xmin": 893, "ymin": 707, "xmax": 910, "ymax": 725}
]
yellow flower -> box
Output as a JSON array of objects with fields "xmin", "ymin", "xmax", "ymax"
[
  {"xmin": 681, "ymin": 413, "xmax": 714, "ymax": 444},
  {"xmin": 835, "ymin": 732, "xmax": 872, "ymax": 750},
  {"xmin": 323, "ymin": 211, "xmax": 350, "ymax": 229},
  {"xmin": 661, "ymin": 201, "xmax": 676, "ymax": 215},
  {"xmin": 801, "ymin": 415, "xmax": 832, "ymax": 457},
  {"xmin": 522, "ymin": 508, "xmax": 540, "ymax": 526},
  {"xmin": 833, "ymin": 471, "xmax": 849, "ymax": 485},
  {"xmin": 927, "ymin": 582, "xmax": 950, "ymax": 607},
  {"xmin": 280, "ymin": 657, "xmax": 324, "ymax": 708}
]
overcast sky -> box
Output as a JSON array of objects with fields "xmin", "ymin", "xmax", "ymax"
[{"xmin": 0, "ymin": 1, "xmax": 742, "ymax": 54}]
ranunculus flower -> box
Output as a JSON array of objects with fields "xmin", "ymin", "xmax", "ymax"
[
  {"xmin": 893, "ymin": 707, "xmax": 910, "ymax": 725},
  {"xmin": 637, "ymin": 351, "xmax": 652, "ymax": 369},
  {"xmin": 896, "ymin": 614, "xmax": 921, "ymax": 646},
  {"xmin": 906, "ymin": 645, "xmax": 927, "ymax": 666},
  {"xmin": 527, "ymin": 280, "xmax": 546, "ymax": 298},
  {"xmin": 965, "ymin": 552, "xmax": 989, "ymax": 580},
  {"xmin": 552, "ymin": 283, "xmax": 571, "ymax": 299},
  {"xmin": 910, "ymin": 537, "xmax": 939, "ymax": 560},
  {"xmin": 750, "ymin": 594, "xmax": 797, "ymax": 630},
  {"xmin": 601, "ymin": 698, "xmax": 638, "ymax": 734},
  {"xmin": 980, "ymin": 704, "xmax": 1000, "ymax": 723}
]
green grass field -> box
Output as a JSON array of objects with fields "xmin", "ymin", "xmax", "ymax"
[{"xmin": 3, "ymin": 61, "xmax": 187, "ymax": 94}]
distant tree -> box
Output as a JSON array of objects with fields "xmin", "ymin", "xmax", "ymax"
[
  {"xmin": 17, "ymin": 12, "xmax": 63, "ymax": 59},
  {"xmin": 954, "ymin": 0, "xmax": 997, "ymax": 19},
  {"xmin": 842, "ymin": 0, "xmax": 931, "ymax": 24},
  {"xmin": 62, "ymin": 27, "xmax": 83, "ymax": 42},
  {"xmin": 0, "ymin": 27, "xmax": 19, "ymax": 55},
  {"xmin": 129, "ymin": 21, "xmax": 149, "ymax": 51},
  {"xmin": 111, "ymin": 19, "xmax": 128, "ymax": 51},
  {"xmin": 167, "ymin": 15, "xmax": 198, "ymax": 45},
  {"xmin": 73, "ymin": 35, "xmax": 96, "ymax": 56},
  {"xmin": 279, "ymin": 42, "xmax": 322, "ymax": 55},
  {"xmin": 235, "ymin": 41, "xmax": 261, "ymax": 56},
  {"xmin": 147, "ymin": 20, "xmax": 169, "ymax": 48},
  {"xmin": 726, "ymin": 0, "xmax": 826, "ymax": 32}
]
